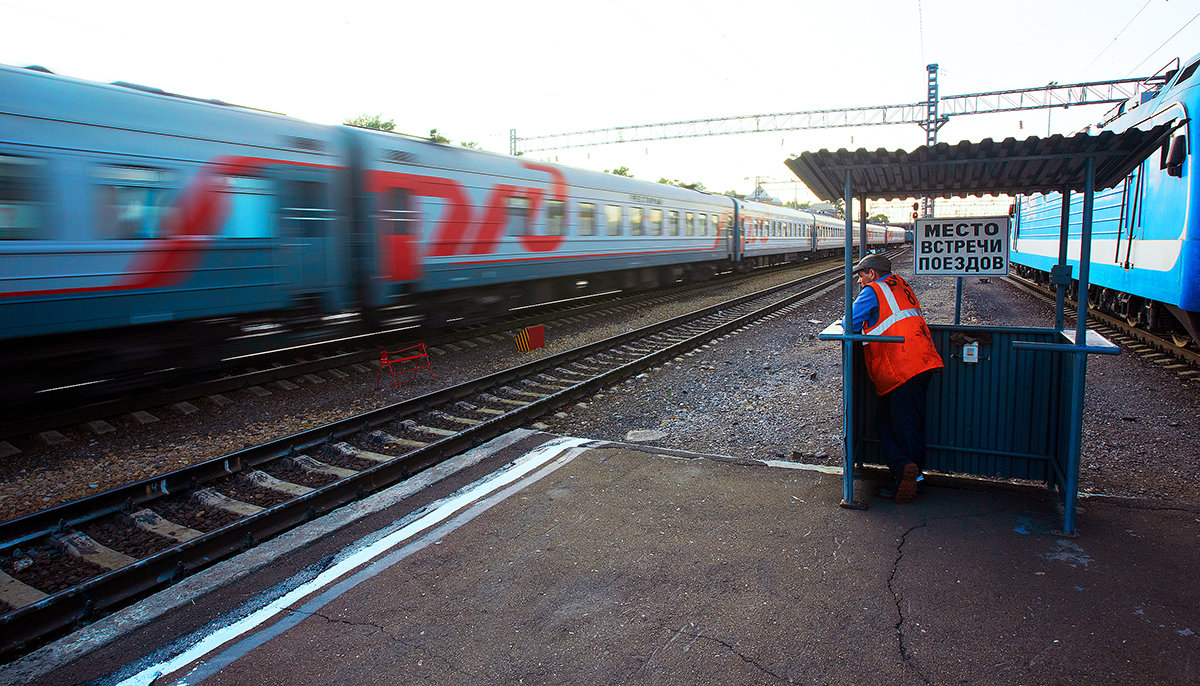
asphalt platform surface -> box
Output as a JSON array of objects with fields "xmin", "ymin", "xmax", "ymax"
[{"xmin": 8, "ymin": 430, "xmax": 1197, "ymax": 685}]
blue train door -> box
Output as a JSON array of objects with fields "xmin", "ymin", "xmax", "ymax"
[{"xmin": 278, "ymin": 172, "xmax": 335, "ymax": 309}]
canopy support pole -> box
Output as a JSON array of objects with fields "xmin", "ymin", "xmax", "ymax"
[
  {"xmin": 1055, "ymin": 185, "xmax": 1072, "ymax": 330},
  {"xmin": 858, "ymin": 197, "xmax": 867, "ymax": 260},
  {"xmin": 1062, "ymin": 157, "xmax": 1095, "ymax": 534},
  {"xmin": 840, "ymin": 172, "xmax": 866, "ymax": 509}
]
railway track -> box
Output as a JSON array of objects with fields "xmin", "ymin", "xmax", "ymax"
[
  {"xmin": 1, "ymin": 257, "xmax": 845, "ymax": 443},
  {"xmin": 1004, "ymin": 274, "xmax": 1200, "ymax": 379},
  {"xmin": 0, "ymin": 255, "xmax": 879, "ymax": 661}
]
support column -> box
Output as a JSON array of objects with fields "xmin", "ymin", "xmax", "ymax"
[
  {"xmin": 858, "ymin": 197, "xmax": 868, "ymax": 260},
  {"xmin": 1055, "ymin": 186, "xmax": 1072, "ymax": 331},
  {"xmin": 840, "ymin": 170, "xmax": 862, "ymax": 509},
  {"xmin": 1063, "ymin": 157, "xmax": 1095, "ymax": 534}
]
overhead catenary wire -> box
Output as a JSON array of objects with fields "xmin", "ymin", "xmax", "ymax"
[
  {"xmin": 1079, "ymin": 0, "xmax": 1154, "ymax": 77},
  {"xmin": 1126, "ymin": 8, "xmax": 1200, "ymax": 76}
]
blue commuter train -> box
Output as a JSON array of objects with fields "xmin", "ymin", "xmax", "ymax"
[
  {"xmin": 1010, "ymin": 53, "xmax": 1199, "ymax": 342},
  {"xmin": 0, "ymin": 64, "xmax": 903, "ymax": 402}
]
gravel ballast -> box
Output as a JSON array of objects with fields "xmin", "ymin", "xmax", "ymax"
[{"xmin": 1, "ymin": 252, "xmax": 1197, "ymax": 526}]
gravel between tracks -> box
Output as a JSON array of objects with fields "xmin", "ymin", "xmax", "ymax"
[{"xmin": 1, "ymin": 251, "xmax": 1198, "ymax": 527}]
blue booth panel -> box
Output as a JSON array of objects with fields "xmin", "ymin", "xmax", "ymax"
[{"xmin": 852, "ymin": 325, "xmax": 1084, "ymax": 492}]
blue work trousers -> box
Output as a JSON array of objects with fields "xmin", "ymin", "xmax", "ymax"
[{"xmin": 877, "ymin": 371, "xmax": 933, "ymax": 478}]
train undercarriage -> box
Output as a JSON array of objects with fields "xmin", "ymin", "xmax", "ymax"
[{"xmin": 1012, "ymin": 263, "xmax": 1200, "ymax": 347}]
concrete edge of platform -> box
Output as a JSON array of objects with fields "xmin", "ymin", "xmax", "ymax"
[
  {"xmin": 576, "ymin": 438, "xmax": 1200, "ymax": 515},
  {"xmin": 0, "ymin": 428, "xmax": 565, "ymax": 685}
]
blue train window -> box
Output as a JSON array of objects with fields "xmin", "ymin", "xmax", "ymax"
[
  {"xmin": 578, "ymin": 202, "xmax": 596, "ymax": 236},
  {"xmin": 280, "ymin": 179, "xmax": 332, "ymax": 238},
  {"xmin": 95, "ymin": 166, "xmax": 174, "ymax": 240},
  {"xmin": 648, "ymin": 208, "xmax": 663, "ymax": 236},
  {"xmin": 546, "ymin": 199, "xmax": 564, "ymax": 236},
  {"xmin": 1175, "ymin": 60, "xmax": 1199, "ymax": 87},
  {"xmin": 668, "ymin": 210, "xmax": 680, "ymax": 236},
  {"xmin": 379, "ymin": 187, "xmax": 416, "ymax": 237},
  {"xmin": 507, "ymin": 195, "xmax": 531, "ymax": 236},
  {"xmin": 0, "ymin": 154, "xmax": 42, "ymax": 240},
  {"xmin": 685, "ymin": 212, "xmax": 695, "ymax": 236},
  {"xmin": 697, "ymin": 214, "xmax": 708, "ymax": 237},
  {"xmin": 630, "ymin": 206, "xmax": 643, "ymax": 236},
  {"xmin": 605, "ymin": 205, "xmax": 621, "ymax": 236},
  {"xmin": 219, "ymin": 175, "xmax": 274, "ymax": 238}
]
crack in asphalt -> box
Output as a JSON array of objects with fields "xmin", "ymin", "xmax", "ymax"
[
  {"xmin": 631, "ymin": 623, "xmax": 790, "ymax": 683},
  {"xmin": 890, "ymin": 521, "xmax": 932, "ymax": 685},
  {"xmin": 299, "ymin": 609, "xmax": 483, "ymax": 680}
]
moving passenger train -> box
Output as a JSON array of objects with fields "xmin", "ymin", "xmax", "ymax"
[
  {"xmin": 0, "ymin": 64, "xmax": 902, "ymax": 403},
  {"xmin": 1010, "ymin": 53, "xmax": 1199, "ymax": 343}
]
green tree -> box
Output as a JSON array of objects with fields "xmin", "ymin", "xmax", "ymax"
[
  {"xmin": 723, "ymin": 190, "xmax": 747, "ymax": 200},
  {"xmin": 460, "ymin": 141, "xmax": 481, "ymax": 149},
  {"xmin": 605, "ymin": 166, "xmax": 633, "ymax": 177},
  {"xmin": 429, "ymin": 129, "xmax": 451, "ymax": 144},
  {"xmin": 868, "ymin": 213, "xmax": 890, "ymax": 223},
  {"xmin": 658, "ymin": 177, "xmax": 705, "ymax": 191},
  {"xmin": 345, "ymin": 114, "xmax": 395, "ymax": 132}
]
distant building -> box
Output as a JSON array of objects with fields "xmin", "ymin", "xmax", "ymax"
[{"xmin": 748, "ymin": 185, "xmax": 782, "ymax": 204}]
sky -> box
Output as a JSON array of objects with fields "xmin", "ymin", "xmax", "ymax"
[{"xmin": 3, "ymin": 0, "xmax": 1199, "ymax": 217}]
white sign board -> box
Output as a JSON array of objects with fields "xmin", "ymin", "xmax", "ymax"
[{"xmin": 914, "ymin": 215, "xmax": 1010, "ymax": 276}]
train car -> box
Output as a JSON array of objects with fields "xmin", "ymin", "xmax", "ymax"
[
  {"xmin": 0, "ymin": 62, "xmax": 904, "ymax": 405},
  {"xmin": 733, "ymin": 198, "xmax": 818, "ymax": 268},
  {"xmin": 348, "ymin": 128, "xmax": 737, "ymax": 323},
  {"xmin": 0, "ymin": 65, "xmax": 362, "ymax": 398},
  {"xmin": 1010, "ymin": 52, "xmax": 1198, "ymax": 341}
]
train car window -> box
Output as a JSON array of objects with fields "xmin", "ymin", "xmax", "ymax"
[
  {"xmin": 630, "ymin": 206, "xmax": 644, "ymax": 236},
  {"xmin": 605, "ymin": 205, "xmax": 621, "ymax": 236},
  {"xmin": 648, "ymin": 208, "xmax": 663, "ymax": 236},
  {"xmin": 578, "ymin": 202, "xmax": 596, "ymax": 236},
  {"xmin": 667, "ymin": 210, "xmax": 680, "ymax": 236},
  {"xmin": 1175, "ymin": 60, "xmax": 1199, "ymax": 86},
  {"xmin": 280, "ymin": 179, "xmax": 333, "ymax": 238},
  {"xmin": 697, "ymin": 214, "xmax": 708, "ymax": 237},
  {"xmin": 95, "ymin": 166, "xmax": 174, "ymax": 240},
  {"xmin": 0, "ymin": 154, "xmax": 43, "ymax": 240},
  {"xmin": 378, "ymin": 187, "xmax": 417, "ymax": 238},
  {"xmin": 545, "ymin": 199, "xmax": 565, "ymax": 236},
  {"xmin": 219, "ymin": 175, "xmax": 274, "ymax": 238},
  {"xmin": 507, "ymin": 195, "xmax": 532, "ymax": 236},
  {"xmin": 685, "ymin": 212, "xmax": 695, "ymax": 236}
]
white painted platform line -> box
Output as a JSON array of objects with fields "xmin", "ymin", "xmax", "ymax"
[{"xmin": 117, "ymin": 436, "xmax": 593, "ymax": 686}]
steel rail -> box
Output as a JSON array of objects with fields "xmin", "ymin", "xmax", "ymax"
[
  {"xmin": 1004, "ymin": 274, "xmax": 1200, "ymax": 370},
  {"xmin": 0, "ymin": 254, "xmax": 880, "ymax": 660},
  {"xmin": 0, "ymin": 257, "xmax": 835, "ymax": 441}
]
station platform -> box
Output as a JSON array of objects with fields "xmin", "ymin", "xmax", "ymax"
[{"xmin": 7, "ymin": 430, "xmax": 1199, "ymax": 685}]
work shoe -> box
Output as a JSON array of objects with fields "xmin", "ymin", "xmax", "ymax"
[{"xmin": 894, "ymin": 462, "xmax": 921, "ymax": 504}]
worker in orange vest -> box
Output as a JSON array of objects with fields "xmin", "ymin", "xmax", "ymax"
[{"xmin": 851, "ymin": 254, "xmax": 944, "ymax": 503}]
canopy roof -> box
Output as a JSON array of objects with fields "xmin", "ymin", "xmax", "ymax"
[{"xmin": 783, "ymin": 122, "xmax": 1183, "ymax": 202}]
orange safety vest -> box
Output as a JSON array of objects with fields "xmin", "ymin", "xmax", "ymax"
[{"xmin": 861, "ymin": 274, "xmax": 944, "ymax": 395}]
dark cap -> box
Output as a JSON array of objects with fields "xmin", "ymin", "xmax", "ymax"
[{"xmin": 853, "ymin": 254, "xmax": 892, "ymax": 274}]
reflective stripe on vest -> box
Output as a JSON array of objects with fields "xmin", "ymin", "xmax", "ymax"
[
  {"xmin": 860, "ymin": 274, "xmax": 944, "ymax": 395},
  {"xmin": 862, "ymin": 279, "xmax": 922, "ymax": 338}
]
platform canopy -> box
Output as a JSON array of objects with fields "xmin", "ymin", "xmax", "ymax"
[{"xmin": 783, "ymin": 122, "xmax": 1182, "ymax": 202}]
